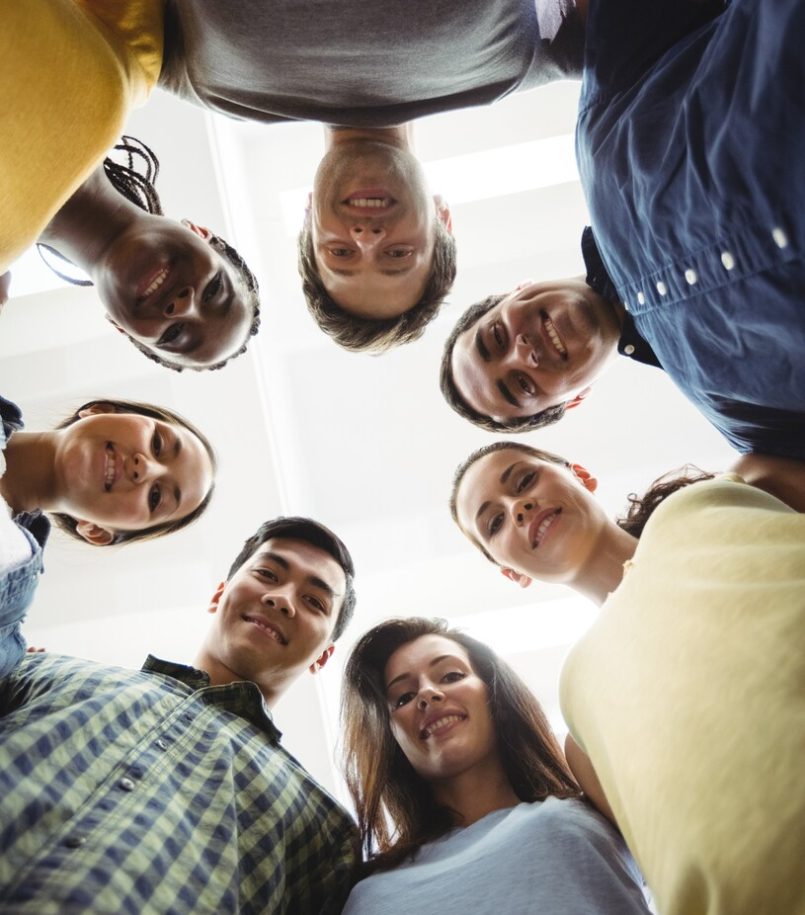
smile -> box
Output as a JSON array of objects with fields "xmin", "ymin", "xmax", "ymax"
[
  {"xmin": 103, "ymin": 442, "xmax": 118, "ymax": 492},
  {"xmin": 242, "ymin": 614, "xmax": 287, "ymax": 645},
  {"xmin": 528, "ymin": 508, "xmax": 562, "ymax": 548},
  {"xmin": 542, "ymin": 312, "xmax": 568, "ymax": 358},
  {"xmin": 346, "ymin": 196, "xmax": 392, "ymax": 208},
  {"xmin": 138, "ymin": 264, "xmax": 171, "ymax": 300},
  {"xmin": 420, "ymin": 714, "xmax": 465, "ymax": 739}
]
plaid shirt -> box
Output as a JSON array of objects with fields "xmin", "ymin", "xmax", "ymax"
[{"xmin": 0, "ymin": 653, "xmax": 358, "ymax": 914}]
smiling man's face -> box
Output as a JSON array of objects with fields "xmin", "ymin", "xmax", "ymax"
[
  {"xmin": 450, "ymin": 279, "xmax": 622, "ymax": 423},
  {"xmin": 309, "ymin": 139, "xmax": 451, "ymax": 319}
]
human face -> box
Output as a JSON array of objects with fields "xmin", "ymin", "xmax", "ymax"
[
  {"xmin": 310, "ymin": 140, "xmax": 450, "ymax": 318},
  {"xmin": 95, "ymin": 218, "xmax": 253, "ymax": 369},
  {"xmin": 385, "ymin": 634, "xmax": 501, "ymax": 785},
  {"xmin": 451, "ymin": 280, "xmax": 622, "ymax": 423},
  {"xmin": 53, "ymin": 407, "xmax": 214, "ymax": 543},
  {"xmin": 454, "ymin": 448, "xmax": 606, "ymax": 584},
  {"xmin": 205, "ymin": 537, "xmax": 346, "ymax": 697}
]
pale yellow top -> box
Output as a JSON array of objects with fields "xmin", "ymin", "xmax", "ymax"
[
  {"xmin": 560, "ymin": 476, "xmax": 805, "ymax": 915},
  {"xmin": 0, "ymin": 0, "xmax": 164, "ymax": 272}
]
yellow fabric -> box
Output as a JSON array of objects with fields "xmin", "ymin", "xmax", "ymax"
[
  {"xmin": 0, "ymin": 0, "xmax": 164, "ymax": 272},
  {"xmin": 560, "ymin": 477, "xmax": 805, "ymax": 915}
]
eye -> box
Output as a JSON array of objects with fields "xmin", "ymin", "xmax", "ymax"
[
  {"xmin": 386, "ymin": 247, "xmax": 413, "ymax": 259},
  {"xmin": 156, "ymin": 322, "xmax": 184, "ymax": 348},
  {"xmin": 328, "ymin": 247, "xmax": 353, "ymax": 258},
  {"xmin": 516, "ymin": 471, "xmax": 536, "ymax": 494},
  {"xmin": 203, "ymin": 272, "xmax": 223, "ymax": 302},
  {"xmin": 488, "ymin": 512, "xmax": 504, "ymax": 537},
  {"xmin": 392, "ymin": 691, "xmax": 416, "ymax": 709},
  {"xmin": 491, "ymin": 320, "xmax": 506, "ymax": 351},
  {"xmin": 151, "ymin": 428, "xmax": 163, "ymax": 459},
  {"xmin": 148, "ymin": 483, "xmax": 161, "ymax": 513},
  {"xmin": 441, "ymin": 670, "xmax": 466, "ymax": 684},
  {"xmin": 515, "ymin": 372, "xmax": 536, "ymax": 396},
  {"xmin": 254, "ymin": 568, "xmax": 279, "ymax": 582},
  {"xmin": 304, "ymin": 595, "xmax": 326, "ymax": 613}
]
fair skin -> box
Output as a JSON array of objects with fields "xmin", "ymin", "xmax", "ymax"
[
  {"xmin": 0, "ymin": 403, "xmax": 214, "ymax": 545},
  {"xmin": 37, "ymin": 167, "xmax": 253, "ymax": 368},
  {"xmin": 455, "ymin": 449, "xmax": 637, "ymax": 604},
  {"xmin": 309, "ymin": 125, "xmax": 452, "ymax": 319},
  {"xmin": 194, "ymin": 537, "xmax": 346, "ymax": 707},
  {"xmin": 451, "ymin": 279, "xmax": 624, "ymax": 422},
  {"xmin": 385, "ymin": 634, "xmax": 519, "ymax": 826}
]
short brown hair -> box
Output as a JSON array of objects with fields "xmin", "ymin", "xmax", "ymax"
[
  {"xmin": 440, "ymin": 294, "xmax": 568, "ymax": 432},
  {"xmin": 297, "ymin": 212, "xmax": 456, "ymax": 353}
]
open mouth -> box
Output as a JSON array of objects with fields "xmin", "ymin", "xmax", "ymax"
[
  {"xmin": 541, "ymin": 311, "xmax": 568, "ymax": 359},
  {"xmin": 242, "ymin": 614, "xmax": 287, "ymax": 645},
  {"xmin": 528, "ymin": 507, "xmax": 562, "ymax": 548},
  {"xmin": 342, "ymin": 190, "xmax": 396, "ymax": 212},
  {"xmin": 137, "ymin": 264, "xmax": 171, "ymax": 302},
  {"xmin": 420, "ymin": 714, "xmax": 465, "ymax": 739},
  {"xmin": 103, "ymin": 442, "xmax": 118, "ymax": 492}
]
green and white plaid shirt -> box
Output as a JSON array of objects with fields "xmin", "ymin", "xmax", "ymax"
[{"xmin": 0, "ymin": 653, "xmax": 358, "ymax": 913}]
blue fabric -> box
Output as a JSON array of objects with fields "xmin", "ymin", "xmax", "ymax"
[
  {"xmin": 0, "ymin": 396, "xmax": 50, "ymax": 679},
  {"xmin": 577, "ymin": 0, "xmax": 805, "ymax": 457}
]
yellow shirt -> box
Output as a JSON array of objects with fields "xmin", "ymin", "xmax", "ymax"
[
  {"xmin": 561, "ymin": 476, "xmax": 805, "ymax": 915},
  {"xmin": 0, "ymin": 0, "xmax": 164, "ymax": 272}
]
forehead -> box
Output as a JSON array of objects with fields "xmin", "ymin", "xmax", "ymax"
[
  {"xmin": 385, "ymin": 633, "xmax": 471, "ymax": 681},
  {"xmin": 455, "ymin": 449, "xmax": 532, "ymax": 524},
  {"xmin": 247, "ymin": 536, "xmax": 345, "ymax": 588}
]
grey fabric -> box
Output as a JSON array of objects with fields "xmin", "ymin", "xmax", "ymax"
[
  {"xmin": 342, "ymin": 797, "xmax": 652, "ymax": 914},
  {"xmin": 159, "ymin": 0, "xmax": 584, "ymax": 127}
]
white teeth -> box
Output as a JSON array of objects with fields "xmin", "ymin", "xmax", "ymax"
[
  {"xmin": 142, "ymin": 267, "xmax": 169, "ymax": 298},
  {"xmin": 422, "ymin": 714, "xmax": 463, "ymax": 738},
  {"xmin": 245, "ymin": 616, "xmax": 284, "ymax": 644},
  {"xmin": 544, "ymin": 316, "xmax": 567, "ymax": 356},
  {"xmin": 533, "ymin": 510, "xmax": 560, "ymax": 547},
  {"xmin": 104, "ymin": 445, "xmax": 115, "ymax": 492},
  {"xmin": 348, "ymin": 197, "xmax": 391, "ymax": 208}
]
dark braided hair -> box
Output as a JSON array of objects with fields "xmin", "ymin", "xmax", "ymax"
[{"xmin": 39, "ymin": 136, "xmax": 261, "ymax": 371}]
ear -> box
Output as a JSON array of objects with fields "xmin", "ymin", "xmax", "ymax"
[
  {"xmin": 570, "ymin": 463, "xmax": 598, "ymax": 493},
  {"xmin": 74, "ymin": 520, "xmax": 115, "ymax": 546},
  {"xmin": 76, "ymin": 400, "xmax": 118, "ymax": 419},
  {"xmin": 181, "ymin": 219, "xmax": 213, "ymax": 241},
  {"xmin": 501, "ymin": 567, "xmax": 533, "ymax": 589},
  {"xmin": 433, "ymin": 194, "xmax": 453, "ymax": 234},
  {"xmin": 207, "ymin": 580, "xmax": 226, "ymax": 615},
  {"xmin": 565, "ymin": 386, "xmax": 592, "ymax": 411},
  {"xmin": 309, "ymin": 644, "xmax": 335, "ymax": 675}
]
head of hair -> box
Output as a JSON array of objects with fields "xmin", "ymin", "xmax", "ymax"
[
  {"xmin": 51, "ymin": 399, "xmax": 216, "ymax": 546},
  {"xmin": 297, "ymin": 210, "xmax": 456, "ymax": 353},
  {"xmin": 439, "ymin": 294, "xmax": 568, "ymax": 432},
  {"xmin": 226, "ymin": 516, "xmax": 357, "ymax": 641},
  {"xmin": 341, "ymin": 616, "xmax": 580, "ymax": 871},
  {"xmin": 450, "ymin": 441, "xmax": 571, "ymax": 563},
  {"xmin": 40, "ymin": 136, "xmax": 262, "ymax": 372}
]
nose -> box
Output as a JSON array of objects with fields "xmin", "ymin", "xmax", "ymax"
[
  {"xmin": 128, "ymin": 452, "xmax": 159, "ymax": 484},
  {"xmin": 163, "ymin": 287, "xmax": 193, "ymax": 318},
  {"xmin": 349, "ymin": 224, "xmax": 386, "ymax": 250},
  {"xmin": 511, "ymin": 498, "xmax": 535, "ymax": 526},
  {"xmin": 261, "ymin": 590, "xmax": 295, "ymax": 618},
  {"xmin": 416, "ymin": 687, "xmax": 444, "ymax": 710},
  {"xmin": 514, "ymin": 332, "xmax": 539, "ymax": 367}
]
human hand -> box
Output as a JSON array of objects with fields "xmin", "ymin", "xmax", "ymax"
[{"xmin": 26, "ymin": 645, "xmax": 46, "ymax": 654}]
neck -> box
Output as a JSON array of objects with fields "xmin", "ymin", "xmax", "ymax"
[
  {"xmin": 191, "ymin": 645, "xmax": 286, "ymax": 708},
  {"xmin": 432, "ymin": 758, "xmax": 521, "ymax": 828},
  {"xmin": 324, "ymin": 123, "xmax": 413, "ymax": 152},
  {"xmin": 39, "ymin": 166, "xmax": 137, "ymax": 278},
  {"xmin": 731, "ymin": 453, "xmax": 805, "ymax": 513},
  {"xmin": 0, "ymin": 431, "xmax": 60, "ymax": 515},
  {"xmin": 572, "ymin": 521, "xmax": 637, "ymax": 606}
]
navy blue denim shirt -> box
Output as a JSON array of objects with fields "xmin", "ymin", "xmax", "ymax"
[
  {"xmin": 577, "ymin": 0, "xmax": 805, "ymax": 457},
  {"xmin": 0, "ymin": 396, "xmax": 50, "ymax": 678}
]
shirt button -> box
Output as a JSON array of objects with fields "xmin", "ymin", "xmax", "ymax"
[
  {"xmin": 119, "ymin": 777, "xmax": 136, "ymax": 792},
  {"xmin": 156, "ymin": 739, "xmax": 168, "ymax": 751},
  {"xmin": 772, "ymin": 227, "xmax": 789, "ymax": 249},
  {"xmin": 684, "ymin": 268, "xmax": 698, "ymax": 285},
  {"xmin": 636, "ymin": 291, "xmax": 646, "ymax": 305},
  {"xmin": 64, "ymin": 835, "xmax": 86, "ymax": 848},
  {"xmin": 624, "ymin": 344, "xmax": 636, "ymax": 355},
  {"xmin": 720, "ymin": 251, "xmax": 736, "ymax": 270},
  {"xmin": 655, "ymin": 281, "xmax": 667, "ymax": 296}
]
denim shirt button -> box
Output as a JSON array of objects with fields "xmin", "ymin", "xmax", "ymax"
[
  {"xmin": 720, "ymin": 251, "xmax": 736, "ymax": 270},
  {"xmin": 772, "ymin": 227, "xmax": 789, "ymax": 249},
  {"xmin": 684, "ymin": 268, "xmax": 698, "ymax": 285}
]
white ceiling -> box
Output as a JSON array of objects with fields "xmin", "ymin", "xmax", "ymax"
[{"xmin": 1, "ymin": 81, "xmax": 736, "ymax": 799}]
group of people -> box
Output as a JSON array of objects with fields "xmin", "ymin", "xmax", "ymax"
[{"xmin": 2, "ymin": 0, "xmax": 804, "ymax": 913}]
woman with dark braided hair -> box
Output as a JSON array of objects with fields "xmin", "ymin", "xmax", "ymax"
[{"xmin": 30, "ymin": 137, "xmax": 260, "ymax": 372}]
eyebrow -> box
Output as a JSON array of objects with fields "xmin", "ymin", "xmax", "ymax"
[
  {"xmin": 254, "ymin": 552, "xmax": 341, "ymax": 600},
  {"xmin": 328, "ymin": 266, "xmax": 414, "ymax": 278},
  {"xmin": 497, "ymin": 379, "xmax": 520, "ymax": 408},
  {"xmin": 385, "ymin": 654, "xmax": 460, "ymax": 692},
  {"xmin": 474, "ymin": 463, "xmax": 516, "ymax": 524}
]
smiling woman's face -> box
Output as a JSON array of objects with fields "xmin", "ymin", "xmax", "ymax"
[
  {"xmin": 53, "ymin": 406, "xmax": 214, "ymax": 543},
  {"xmin": 94, "ymin": 218, "xmax": 254, "ymax": 369}
]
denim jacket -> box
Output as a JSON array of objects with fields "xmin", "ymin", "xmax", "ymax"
[{"xmin": 0, "ymin": 396, "xmax": 50, "ymax": 678}]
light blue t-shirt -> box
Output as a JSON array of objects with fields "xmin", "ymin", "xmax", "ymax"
[{"xmin": 343, "ymin": 797, "xmax": 650, "ymax": 915}]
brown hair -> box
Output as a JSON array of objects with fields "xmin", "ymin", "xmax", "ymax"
[
  {"xmin": 341, "ymin": 616, "xmax": 580, "ymax": 873},
  {"xmin": 51, "ymin": 399, "xmax": 216, "ymax": 546},
  {"xmin": 440, "ymin": 294, "xmax": 568, "ymax": 432},
  {"xmin": 297, "ymin": 212, "xmax": 456, "ymax": 353}
]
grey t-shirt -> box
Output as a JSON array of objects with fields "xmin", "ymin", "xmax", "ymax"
[
  {"xmin": 342, "ymin": 797, "xmax": 652, "ymax": 915},
  {"xmin": 159, "ymin": 0, "xmax": 584, "ymax": 127}
]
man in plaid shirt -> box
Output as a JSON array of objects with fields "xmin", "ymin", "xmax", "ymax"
[{"xmin": 0, "ymin": 516, "xmax": 359, "ymax": 913}]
